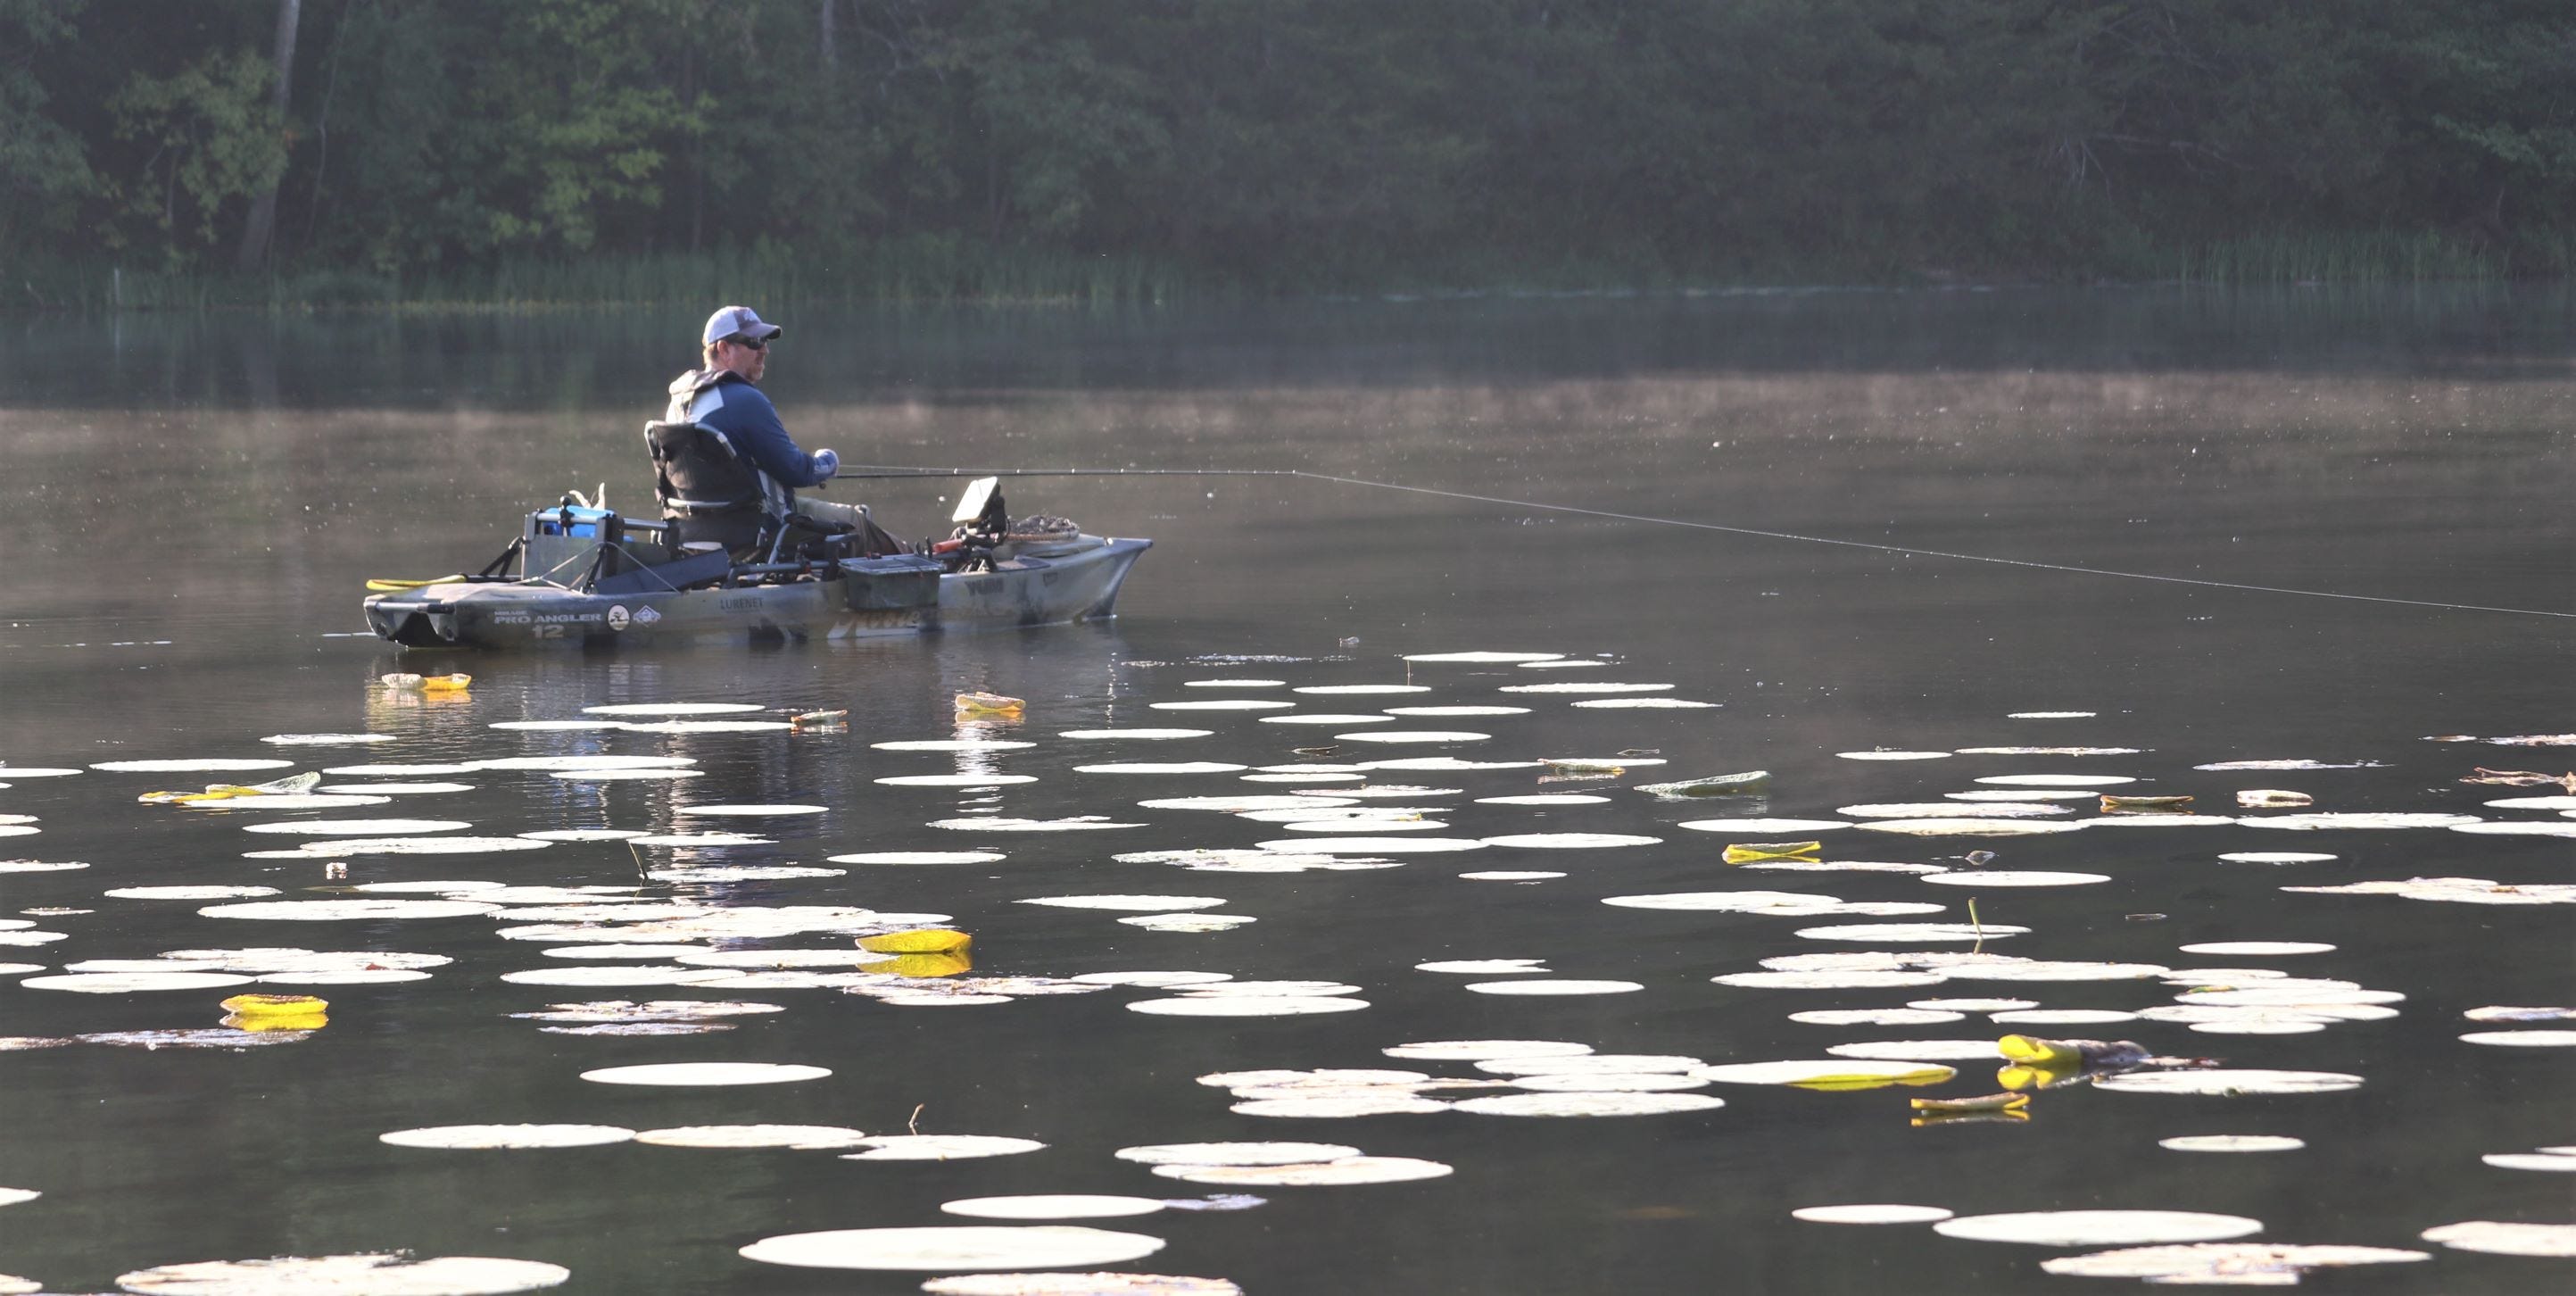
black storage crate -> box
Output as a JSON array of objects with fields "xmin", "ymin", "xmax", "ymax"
[{"xmin": 839, "ymin": 554, "xmax": 944, "ymax": 611}]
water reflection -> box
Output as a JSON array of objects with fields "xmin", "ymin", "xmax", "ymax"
[{"xmin": 1, "ymin": 291, "xmax": 2571, "ymax": 1294}]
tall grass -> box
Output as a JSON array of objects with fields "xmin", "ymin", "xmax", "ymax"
[
  {"xmin": 13, "ymin": 238, "xmax": 1191, "ymax": 312},
  {"xmin": 4, "ymin": 226, "xmax": 2550, "ymax": 313},
  {"xmin": 2165, "ymin": 230, "xmax": 2512, "ymax": 285}
]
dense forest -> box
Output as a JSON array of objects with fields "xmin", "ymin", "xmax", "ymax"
[{"xmin": 3, "ymin": 0, "xmax": 2570, "ymax": 305}]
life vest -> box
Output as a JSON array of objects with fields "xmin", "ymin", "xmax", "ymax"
[{"xmin": 647, "ymin": 370, "xmax": 771, "ymax": 519}]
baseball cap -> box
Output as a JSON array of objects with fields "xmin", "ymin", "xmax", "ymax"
[{"xmin": 701, "ymin": 305, "xmax": 783, "ymax": 346}]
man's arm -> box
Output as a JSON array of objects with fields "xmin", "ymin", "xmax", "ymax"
[{"xmin": 713, "ymin": 385, "xmax": 837, "ymax": 487}]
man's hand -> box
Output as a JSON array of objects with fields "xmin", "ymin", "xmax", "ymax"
[{"xmin": 812, "ymin": 448, "xmax": 840, "ymax": 479}]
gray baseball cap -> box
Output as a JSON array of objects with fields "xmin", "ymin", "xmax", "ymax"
[{"xmin": 701, "ymin": 305, "xmax": 783, "ymax": 346}]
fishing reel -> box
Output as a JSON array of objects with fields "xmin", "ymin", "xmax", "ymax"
[{"xmin": 926, "ymin": 476, "xmax": 1009, "ymax": 572}]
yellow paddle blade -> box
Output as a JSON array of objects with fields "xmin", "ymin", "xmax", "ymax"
[
  {"xmin": 1724, "ymin": 840, "xmax": 1822, "ymax": 863},
  {"xmin": 366, "ymin": 575, "xmax": 467, "ymax": 592},
  {"xmin": 419, "ymin": 673, "xmax": 472, "ymax": 692},
  {"xmin": 859, "ymin": 928, "xmax": 973, "ymax": 955}
]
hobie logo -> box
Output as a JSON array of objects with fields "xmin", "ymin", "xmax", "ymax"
[
  {"xmin": 606, "ymin": 605, "xmax": 630, "ymax": 631},
  {"xmin": 633, "ymin": 605, "xmax": 662, "ymax": 626}
]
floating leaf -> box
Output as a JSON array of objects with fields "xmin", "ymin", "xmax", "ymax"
[
  {"xmin": 1792, "ymin": 1204, "xmax": 1954, "ymax": 1225},
  {"xmin": 1794, "ymin": 923, "xmax": 2026, "ymax": 943},
  {"xmin": 942, "ymin": 1197, "xmax": 1167, "ymax": 1220},
  {"xmin": 381, "ymin": 1125, "xmax": 635, "ymax": 1150},
  {"xmin": 1691, "ymin": 1060, "xmax": 1956, "ymax": 1090},
  {"xmin": 1480, "ymin": 833, "xmax": 1661, "ymax": 849},
  {"xmin": 91, "ymin": 759, "xmax": 295, "ymax": 773},
  {"xmin": 580, "ymin": 1062, "xmax": 830, "ymax": 1086},
  {"xmin": 2092, "ymin": 1070, "xmax": 2363, "ymax": 1095},
  {"xmin": 1792, "ymin": 1009, "xmax": 1965, "ymax": 1026},
  {"xmin": 1678, "ymin": 818, "xmax": 1852, "ymax": 834},
  {"xmin": 633, "ymin": 1125, "xmax": 870, "ymax": 1150},
  {"xmin": 1073, "ymin": 762, "xmax": 1249, "ymax": 775},
  {"xmin": 1825, "ymin": 1040, "xmax": 2003, "ymax": 1061},
  {"xmin": 2218, "ymin": 852, "xmax": 2338, "ymax": 864},
  {"xmin": 1496, "ymin": 682, "xmax": 1672, "ymax": 694},
  {"xmin": 1403, "ymin": 652, "xmax": 1562, "ymax": 662},
  {"xmin": 932, "ymin": 818, "xmax": 1143, "ymax": 833},
  {"xmin": 1840, "ymin": 803, "xmax": 2069, "ymax": 818},
  {"xmin": 1464, "ymin": 979, "xmax": 1642, "ymax": 996},
  {"xmin": 1921, "ymin": 870, "xmax": 2108, "ymax": 887},
  {"xmin": 1459, "ymin": 870, "xmax": 1566, "ymax": 881},
  {"xmin": 2458, "ymin": 1030, "xmax": 2576, "ymax": 1047},
  {"xmin": 2464, "ymin": 1006, "xmax": 2576, "ymax": 1023},
  {"xmin": 1572, "ymin": 698, "xmax": 1719, "ymax": 709},
  {"xmin": 1115, "ymin": 1143, "xmax": 1371, "ymax": 1174},
  {"xmin": 1229, "ymin": 1095, "xmax": 1453, "ymax": 1117},
  {"xmin": 1990, "ymin": 1009, "xmax": 2139, "ymax": 1026},
  {"xmin": 2241, "ymin": 812, "xmax": 2481, "ymax": 830},
  {"xmin": 115, "ymin": 1253, "xmax": 570, "ymax": 1294},
  {"xmin": 2041, "ymin": 1242, "xmax": 2427, "ymax": 1282},
  {"xmin": 741, "ymin": 1226, "xmax": 1165, "ymax": 1271},
  {"xmin": 1856, "ymin": 819, "xmax": 2090, "ymax": 837},
  {"xmin": 1452, "ymin": 1092, "xmax": 1725, "ymax": 1117},
  {"xmin": 1836, "ymin": 752, "xmax": 1952, "ymax": 761},
  {"xmin": 2194, "ymin": 759, "xmax": 2381, "ymax": 771},
  {"xmin": 831, "ymin": 851, "xmax": 1007, "ymax": 866},
  {"xmin": 1935, "ymin": 1211, "xmax": 2264, "ymax": 1247},
  {"xmin": 200, "ymin": 900, "xmax": 497, "ymax": 922},
  {"xmin": 839, "ymin": 1135, "xmax": 1046, "ymax": 1160},
  {"xmin": 1120, "ymin": 915, "xmax": 1256, "ymax": 932},
  {"xmin": 1260, "ymin": 836, "xmax": 1484, "ymax": 854},
  {"xmin": 1148, "ymin": 1158, "xmax": 1452, "ymax": 1186},
  {"xmin": 1020, "ymin": 895, "xmax": 1225, "ymax": 912},
  {"xmin": 106, "ymin": 885, "xmax": 280, "ymax": 900},
  {"xmin": 583, "ymin": 702, "xmax": 763, "ymax": 715},
  {"xmin": 1336, "ymin": 731, "xmax": 1491, "ymax": 744},
  {"xmin": 2158, "ymin": 1135, "xmax": 2305, "ymax": 1153},
  {"xmin": 1417, "ymin": 960, "xmax": 1548, "ymax": 975},
  {"xmin": 1473, "ymin": 1056, "xmax": 1699, "ymax": 1077},
  {"xmin": 2419, "ymin": 1222, "xmax": 2576, "ymax": 1258},
  {"xmin": 22, "ymin": 971, "xmax": 253, "ymax": 993},
  {"xmin": 1714, "ymin": 970, "xmax": 1951, "ymax": 990},
  {"xmin": 1129, "ymin": 996, "xmax": 1363, "ymax": 1017},
  {"xmin": 2481, "ymin": 1152, "xmax": 2576, "ymax": 1172},
  {"xmin": 1382, "ymin": 1040, "xmax": 1593, "ymax": 1061}
]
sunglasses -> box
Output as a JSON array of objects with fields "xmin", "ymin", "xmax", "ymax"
[{"xmin": 727, "ymin": 335, "xmax": 769, "ymax": 351}]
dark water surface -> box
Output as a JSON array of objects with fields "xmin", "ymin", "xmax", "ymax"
[{"xmin": 2, "ymin": 289, "xmax": 2571, "ymax": 1293}]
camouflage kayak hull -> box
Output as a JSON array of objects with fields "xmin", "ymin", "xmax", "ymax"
[{"xmin": 364, "ymin": 536, "xmax": 1149, "ymax": 651}]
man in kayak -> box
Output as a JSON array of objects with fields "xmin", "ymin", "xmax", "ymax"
[{"xmin": 648, "ymin": 304, "xmax": 851, "ymax": 554}]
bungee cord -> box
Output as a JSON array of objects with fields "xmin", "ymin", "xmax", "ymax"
[{"xmin": 840, "ymin": 463, "xmax": 2576, "ymax": 621}]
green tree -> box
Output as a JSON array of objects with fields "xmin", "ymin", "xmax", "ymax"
[{"xmin": 109, "ymin": 46, "xmax": 287, "ymax": 268}]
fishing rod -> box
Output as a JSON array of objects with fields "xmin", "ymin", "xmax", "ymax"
[
  {"xmin": 829, "ymin": 467, "xmax": 1294, "ymax": 480},
  {"xmin": 835, "ymin": 462, "xmax": 2576, "ymax": 620}
]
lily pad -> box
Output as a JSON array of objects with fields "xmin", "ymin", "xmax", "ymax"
[
  {"xmin": 740, "ymin": 1226, "xmax": 1166, "ymax": 1271},
  {"xmin": 115, "ymin": 1253, "xmax": 570, "ymax": 1294},
  {"xmin": 1148, "ymin": 1158, "xmax": 1452, "ymax": 1186},
  {"xmin": 380, "ymin": 1125, "xmax": 635, "ymax": 1150},
  {"xmin": 1934, "ymin": 1210, "xmax": 2265, "ymax": 1247},
  {"xmin": 579, "ymin": 1062, "xmax": 830, "ymax": 1086},
  {"xmin": 840, "ymin": 1135, "xmax": 1047, "ymax": 1161},
  {"xmin": 1793, "ymin": 1204, "xmax": 1954, "ymax": 1225}
]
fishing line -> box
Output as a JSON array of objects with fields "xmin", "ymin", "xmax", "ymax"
[{"xmin": 842, "ymin": 462, "xmax": 2576, "ymax": 620}]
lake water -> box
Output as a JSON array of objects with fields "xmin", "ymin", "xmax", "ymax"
[{"xmin": 1, "ymin": 289, "xmax": 2571, "ymax": 1293}]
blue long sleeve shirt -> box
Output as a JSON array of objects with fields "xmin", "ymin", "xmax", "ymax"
[{"xmin": 671, "ymin": 372, "xmax": 833, "ymax": 489}]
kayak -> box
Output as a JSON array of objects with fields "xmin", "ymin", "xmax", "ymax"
[{"xmin": 362, "ymin": 480, "xmax": 1149, "ymax": 651}]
